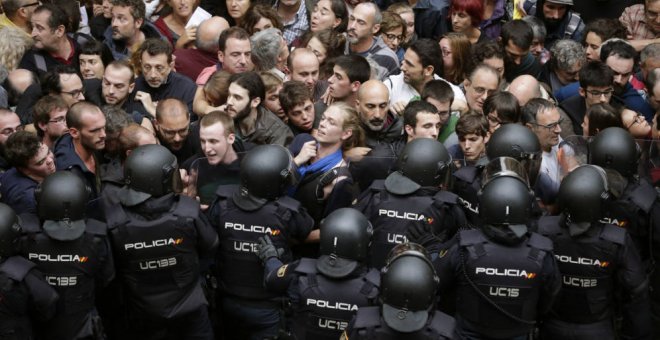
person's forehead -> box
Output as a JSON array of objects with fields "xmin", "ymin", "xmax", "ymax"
[
  {"xmin": 50, "ymin": 107, "xmax": 67, "ymax": 117},
  {"xmin": 112, "ymin": 5, "xmax": 133, "ymax": 15},
  {"xmin": 81, "ymin": 108, "xmax": 105, "ymax": 124},
  {"xmin": 404, "ymin": 49, "xmax": 420, "ymax": 63},
  {"xmin": 0, "ymin": 113, "xmax": 20, "ymax": 127},
  {"xmin": 585, "ymin": 31, "xmax": 602, "ymax": 44},
  {"xmin": 80, "ymin": 54, "xmax": 102, "ymax": 61},
  {"xmin": 292, "ymin": 53, "xmax": 319, "ymax": 70},
  {"xmin": 333, "ymin": 65, "xmax": 348, "ymax": 77},
  {"xmin": 229, "ymin": 82, "xmax": 249, "ymax": 95},
  {"xmin": 225, "ymin": 38, "xmax": 251, "ymax": 52},
  {"xmin": 141, "ymin": 52, "xmax": 169, "ymax": 65},
  {"xmin": 105, "ymin": 66, "xmax": 132, "ymax": 83},
  {"xmin": 353, "ymin": 4, "xmax": 374, "ymax": 21},
  {"xmin": 537, "ymin": 107, "xmax": 560, "ymax": 122},
  {"xmin": 606, "ymin": 55, "xmax": 634, "ymax": 72},
  {"xmin": 200, "ymin": 122, "xmax": 226, "ymax": 135},
  {"xmin": 416, "ymin": 112, "xmax": 440, "ymax": 122},
  {"xmin": 60, "ymin": 73, "xmax": 82, "ymax": 88},
  {"xmin": 472, "ymin": 71, "xmax": 498, "ymax": 87}
]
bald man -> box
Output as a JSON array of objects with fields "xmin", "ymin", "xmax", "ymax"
[
  {"xmin": 357, "ymin": 80, "xmax": 403, "ymax": 148},
  {"xmin": 154, "ymin": 98, "xmax": 201, "ymax": 163},
  {"xmin": 174, "ymin": 16, "xmax": 230, "ymax": 81},
  {"xmin": 287, "ymin": 48, "xmax": 327, "ymax": 102}
]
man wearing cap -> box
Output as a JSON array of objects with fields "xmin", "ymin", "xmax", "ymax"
[{"xmin": 523, "ymin": 0, "xmax": 585, "ymax": 48}]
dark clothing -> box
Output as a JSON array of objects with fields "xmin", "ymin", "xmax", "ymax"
[
  {"xmin": 363, "ymin": 113, "xmax": 404, "ymax": 149},
  {"xmin": 0, "ymin": 256, "xmax": 59, "ymax": 340},
  {"xmin": 504, "ymin": 53, "xmax": 543, "ymax": 83},
  {"xmin": 18, "ymin": 38, "xmax": 81, "ymax": 77},
  {"xmin": 235, "ymin": 107, "xmax": 294, "ymax": 146},
  {"xmin": 103, "ymin": 21, "xmax": 165, "ymax": 60},
  {"xmin": 181, "ymin": 155, "xmax": 242, "ymax": 206},
  {"xmin": 558, "ymin": 94, "xmax": 587, "ymax": 136},
  {"xmin": 89, "ymin": 15, "xmax": 110, "ymax": 40},
  {"xmin": 537, "ymin": 216, "xmax": 651, "ymax": 340},
  {"xmin": 173, "ymin": 48, "xmax": 218, "ymax": 82},
  {"xmin": 0, "ymin": 168, "xmax": 38, "ymax": 215},
  {"xmin": 161, "ymin": 121, "xmax": 202, "ymax": 165},
  {"xmin": 344, "ymin": 306, "xmax": 456, "ymax": 339},
  {"xmin": 54, "ymin": 133, "xmax": 102, "ymax": 201},
  {"xmin": 433, "ymin": 229, "xmax": 561, "ymax": 339},
  {"xmin": 134, "ymin": 71, "xmax": 197, "ymax": 115},
  {"xmin": 350, "ymin": 136, "xmax": 405, "ymax": 192},
  {"xmin": 527, "ymin": 0, "xmax": 585, "ymax": 48},
  {"xmin": 479, "ymin": 0, "xmax": 506, "ymax": 40}
]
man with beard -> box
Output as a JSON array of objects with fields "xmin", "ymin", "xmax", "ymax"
[
  {"xmin": 279, "ymin": 81, "xmax": 315, "ymax": 136},
  {"xmin": 100, "ymin": 60, "xmax": 155, "ymax": 132},
  {"xmin": 0, "ymin": 109, "xmax": 22, "ymax": 171},
  {"xmin": 227, "ymin": 71, "xmax": 293, "ymax": 146},
  {"xmin": 0, "ymin": 131, "xmax": 56, "ymax": 214},
  {"xmin": 104, "ymin": 0, "xmax": 164, "ymax": 60},
  {"xmin": 33, "ymin": 95, "xmax": 69, "ymax": 149},
  {"xmin": 523, "ymin": 0, "xmax": 585, "ymax": 48},
  {"xmin": 54, "ymin": 101, "xmax": 106, "ymax": 200},
  {"xmin": 357, "ymin": 80, "xmax": 402, "ymax": 148},
  {"xmin": 133, "ymin": 38, "xmax": 197, "ymax": 118},
  {"xmin": 0, "ymin": 0, "xmax": 39, "ymax": 35},
  {"xmin": 500, "ymin": 20, "xmax": 543, "ymax": 83},
  {"xmin": 621, "ymin": 0, "xmax": 660, "ymax": 51},
  {"xmin": 154, "ymin": 98, "xmax": 201, "ymax": 163}
]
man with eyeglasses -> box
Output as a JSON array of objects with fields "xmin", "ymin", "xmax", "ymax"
[
  {"xmin": 464, "ymin": 64, "xmax": 500, "ymax": 114},
  {"xmin": 0, "ymin": 109, "xmax": 22, "ymax": 172},
  {"xmin": 154, "ymin": 98, "xmax": 201, "ymax": 164},
  {"xmin": 620, "ymin": 0, "xmax": 660, "ymax": 51},
  {"xmin": 33, "ymin": 95, "xmax": 68, "ymax": 149},
  {"xmin": 539, "ymin": 39, "xmax": 585, "ymax": 94},
  {"xmin": 523, "ymin": 98, "xmax": 563, "ymax": 209},
  {"xmin": 0, "ymin": 0, "xmax": 40, "ymax": 35},
  {"xmin": 41, "ymin": 65, "xmax": 86, "ymax": 108}
]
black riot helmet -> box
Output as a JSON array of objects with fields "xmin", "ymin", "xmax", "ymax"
[
  {"xmin": 0, "ymin": 203, "xmax": 21, "ymax": 258},
  {"xmin": 317, "ymin": 208, "xmax": 373, "ymax": 278},
  {"xmin": 380, "ymin": 243, "xmax": 439, "ymax": 333},
  {"xmin": 122, "ymin": 144, "xmax": 181, "ymax": 206},
  {"xmin": 35, "ymin": 171, "xmax": 89, "ymax": 241},
  {"xmin": 234, "ymin": 144, "xmax": 296, "ymax": 210},
  {"xmin": 384, "ymin": 138, "xmax": 451, "ymax": 195},
  {"xmin": 478, "ymin": 174, "xmax": 534, "ymax": 238},
  {"xmin": 588, "ymin": 127, "xmax": 639, "ymax": 178},
  {"xmin": 559, "ymin": 165, "xmax": 610, "ymax": 227},
  {"xmin": 486, "ymin": 124, "xmax": 542, "ymax": 186}
]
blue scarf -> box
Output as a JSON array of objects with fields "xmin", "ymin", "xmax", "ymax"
[{"xmin": 296, "ymin": 148, "xmax": 343, "ymax": 179}]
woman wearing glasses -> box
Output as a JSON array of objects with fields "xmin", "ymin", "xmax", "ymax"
[{"xmin": 378, "ymin": 11, "xmax": 406, "ymax": 62}]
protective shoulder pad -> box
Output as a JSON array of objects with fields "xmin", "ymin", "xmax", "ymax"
[
  {"xmin": 459, "ymin": 229, "xmax": 486, "ymax": 246},
  {"xmin": 600, "ymin": 224, "xmax": 626, "ymax": 246},
  {"xmin": 368, "ymin": 180, "xmax": 386, "ymax": 192},
  {"xmin": 630, "ymin": 182, "xmax": 657, "ymax": 214},
  {"xmin": 215, "ymin": 185, "xmax": 239, "ymax": 199},
  {"xmin": 433, "ymin": 191, "xmax": 459, "ymax": 205},
  {"xmin": 453, "ymin": 166, "xmax": 478, "ymax": 183},
  {"xmin": 428, "ymin": 311, "xmax": 456, "ymax": 339},
  {"xmin": 18, "ymin": 213, "xmax": 41, "ymax": 234},
  {"xmin": 276, "ymin": 196, "xmax": 301, "ymax": 211},
  {"xmin": 528, "ymin": 233, "xmax": 554, "ymax": 252},
  {"xmin": 102, "ymin": 202, "xmax": 129, "ymax": 230},
  {"xmin": 294, "ymin": 258, "xmax": 318, "ymax": 275},
  {"xmin": 352, "ymin": 306, "xmax": 382, "ymax": 329},
  {"xmin": 85, "ymin": 219, "xmax": 108, "ymax": 236},
  {"xmin": 174, "ymin": 195, "xmax": 200, "ymax": 218},
  {"xmin": 537, "ymin": 216, "xmax": 562, "ymax": 237},
  {"xmin": 0, "ymin": 256, "xmax": 35, "ymax": 281}
]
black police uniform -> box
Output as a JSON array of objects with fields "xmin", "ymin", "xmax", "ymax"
[
  {"xmin": 452, "ymin": 164, "xmax": 485, "ymax": 227},
  {"xmin": 537, "ymin": 215, "xmax": 651, "ymax": 340},
  {"xmin": 263, "ymin": 257, "xmax": 380, "ymax": 340},
  {"xmin": 20, "ymin": 214, "xmax": 115, "ymax": 340},
  {"xmin": 354, "ymin": 180, "xmax": 464, "ymax": 269},
  {"xmin": 434, "ymin": 229, "xmax": 561, "ymax": 339},
  {"xmin": 104, "ymin": 193, "xmax": 218, "ymax": 340},
  {"xmin": 342, "ymin": 306, "xmax": 456, "ymax": 339},
  {"xmin": 0, "ymin": 255, "xmax": 59, "ymax": 339},
  {"xmin": 209, "ymin": 184, "xmax": 314, "ymax": 340}
]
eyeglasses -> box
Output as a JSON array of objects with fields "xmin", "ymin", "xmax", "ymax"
[
  {"xmin": 0, "ymin": 125, "xmax": 24, "ymax": 136},
  {"xmin": 626, "ymin": 112, "xmax": 646, "ymax": 129},
  {"xmin": 585, "ymin": 88, "xmax": 614, "ymax": 97},
  {"xmin": 383, "ymin": 33, "xmax": 403, "ymax": 42},
  {"xmin": 646, "ymin": 9, "xmax": 660, "ymax": 20},
  {"xmin": 20, "ymin": 1, "xmax": 40, "ymax": 8},
  {"xmin": 61, "ymin": 88, "xmax": 84, "ymax": 98},
  {"xmin": 49, "ymin": 116, "xmax": 66, "ymax": 124},
  {"xmin": 530, "ymin": 118, "xmax": 564, "ymax": 131},
  {"xmin": 160, "ymin": 126, "xmax": 189, "ymax": 138},
  {"xmin": 472, "ymin": 86, "xmax": 496, "ymax": 97}
]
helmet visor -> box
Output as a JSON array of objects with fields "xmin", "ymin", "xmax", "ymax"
[{"xmin": 481, "ymin": 157, "xmax": 531, "ymax": 189}]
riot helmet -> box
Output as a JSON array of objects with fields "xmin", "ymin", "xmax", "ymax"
[
  {"xmin": 122, "ymin": 144, "xmax": 181, "ymax": 206},
  {"xmin": 380, "ymin": 243, "xmax": 439, "ymax": 333},
  {"xmin": 478, "ymin": 174, "xmax": 534, "ymax": 238},
  {"xmin": 486, "ymin": 124, "xmax": 542, "ymax": 186},
  {"xmin": 558, "ymin": 165, "xmax": 610, "ymax": 235},
  {"xmin": 384, "ymin": 138, "xmax": 451, "ymax": 195},
  {"xmin": 35, "ymin": 171, "xmax": 89, "ymax": 241},
  {"xmin": 317, "ymin": 208, "xmax": 373, "ymax": 278},
  {"xmin": 588, "ymin": 127, "xmax": 639, "ymax": 178},
  {"xmin": 234, "ymin": 144, "xmax": 296, "ymax": 210},
  {"xmin": 0, "ymin": 203, "xmax": 21, "ymax": 258}
]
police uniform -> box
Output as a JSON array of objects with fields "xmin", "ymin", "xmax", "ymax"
[
  {"xmin": 263, "ymin": 257, "xmax": 380, "ymax": 340},
  {"xmin": 104, "ymin": 193, "xmax": 218, "ymax": 340},
  {"xmin": 209, "ymin": 184, "xmax": 314, "ymax": 340},
  {"xmin": 537, "ymin": 215, "xmax": 651, "ymax": 340},
  {"xmin": 0, "ymin": 255, "xmax": 59, "ymax": 339},
  {"xmin": 433, "ymin": 229, "xmax": 561, "ymax": 339},
  {"xmin": 452, "ymin": 165, "xmax": 484, "ymax": 227},
  {"xmin": 354, "ymin": 180, "xmax": 464, "ymax": 269},
  {"xmin": 341, "ymin": 306, "xmax": 456, "ymax": 339},
  {"xmin": 20, "ymin": 214, "xmax": 115, "ymax": 340}
]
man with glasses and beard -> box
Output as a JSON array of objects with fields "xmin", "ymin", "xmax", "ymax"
[{"xmin": 154, "ymin": 98, "xmax": 201, "ymax": 164}]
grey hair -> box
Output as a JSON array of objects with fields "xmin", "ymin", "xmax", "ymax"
[
  {"xmin": 0, "ymin": 27, "xmax": 34, "ymax": 71},
  {"xmin": 250, "ymin": 28, "xmax": 283, "ymax": 71},
  {"xmin": 358, "ymin": 2, "xmax": 382, "ymax": 25},
  {"xmin": 550, "ymin": 39, "xmax": 586, "ymax": 71},
  {"xmin": 641, "ymin": 43, "xmax": 660, "ymax": 63},
  {"xmin": 521, "ymin": 15, "xmax": 547, "ymax": 40}
]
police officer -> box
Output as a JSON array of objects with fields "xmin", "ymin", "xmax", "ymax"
[
  {"xmin": 21, "ymin": 171, "xmax": 115, "ymax": 340},
  {"xmin": 103, "ymin": 144, "xmax": 218, "ymax": 340},
  {"xmin": 0, "ymin": 202, "xmax": 59, "ymax": 338},
  {"xmin": 537, "ymin": 165, "xmax": 651, "ymax": 339},
  {"xmin": 433, "ymin": 172, "xmax": 561, "ymax": 339},
  {"xmin": 342, "ymin": 243, "xmax": 456, "ymax": 339},
  {"xmin": 208, "ymin": 144, "xmax": 315, "ymax": 340},
  {"xmin": 354, "ymin": 138, "xmax": 465, "ymax": 269},
  {"xmin": 257, "ymin": 207, "xmax": 379, "ymax": 340},
  {"xmin": 453, "ymin": 123, "xmax": 542, "ymax": 227}
]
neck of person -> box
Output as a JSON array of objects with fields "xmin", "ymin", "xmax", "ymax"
[
  {"xmin": 42, "ymin": 135, "xmax": 56, "ymax": 151},
  {"xmin": 315, "ymin": 141, "xmax": 342, "ymax": 161},
  {"xmin": 54, "ymin": 37, "xmax": 72, "ymax": 60},
  {"xmin": 466, "ymin": 27, "xmax": 481, "ymax": 44},
  {"xmin": 74, "ymin": 140, "xmax": 96, "ymax": 173},
  {"xmin": 239, "ymin": 108, "xmax": 259, "ymax": 136},
  {"xmin": 222, "ymin": 148, "xmax": 239, "ymax": 164},
  {"xmin": 278, "ymin": 0, "xmax": 301, "ymax": 19},
  {"xmin": 350, "ymin": 36, "xmax": 374, "ymax": 54},
  {"xmin": 413, "ymin": 76, "xmax": 432, "ymax": 94},
  {"xmin": 127, "ymin": 31, "xmax": 146, "ymax": 49}
]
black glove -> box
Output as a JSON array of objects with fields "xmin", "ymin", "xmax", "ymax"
[
  {"xmin": 256, "ymin": 236, "xmax": 284, "ymax": 264},
  {"xmin": 406, "ymin": 223, "xmax": 442, "ymax": 248}
]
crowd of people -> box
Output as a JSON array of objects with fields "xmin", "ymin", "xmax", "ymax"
[{"xmin": 0, "ymin": 0, "xmax": 660, "ymax": 338}]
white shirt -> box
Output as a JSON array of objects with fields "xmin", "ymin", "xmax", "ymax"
[{"xmin": 384, "ymin": 73, "xmax": 467, "ymax": 108}]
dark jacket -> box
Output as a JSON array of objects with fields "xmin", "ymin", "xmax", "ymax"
[
  {"xmin": 134, "ymin": 71, "xmax": 197, "ymax": 115},
  {"xmin": 54, "ymin": 133, "xmax": 101, "ymax": 200},
  {"xmin": 0, "ymin": 168, "xmax": 38, "ymax": 214},
  {"xmin": 103, "ymin": 21, "xmax": 165, "ymax": 60}
]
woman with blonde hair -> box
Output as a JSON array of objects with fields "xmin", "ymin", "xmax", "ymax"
[{"xmin": 0, "ymin": 27, "xmax": 33, "ymax": 71}]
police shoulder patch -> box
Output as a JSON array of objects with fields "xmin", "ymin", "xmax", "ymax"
[{"xmin": 277, "ymin": 264, "xmax": 289, "ymax": 277}]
